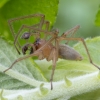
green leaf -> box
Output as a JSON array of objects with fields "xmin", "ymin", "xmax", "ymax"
[
  {"xmin": 95, "ymin": 5, "xmax": 100, "ymax": 26},
  {"xmin": 39, "ymin": 83, "xmax": 49, "ymax": 95},
  {"xmin": 0, "ymin": 90, "xmax": 7, "ymax": 100},
  {"xmin": 0, "ymin": 0, "xmax": 9, "ymax": 8},
  {"xmin": 0, "ymin": 0, "xmax": 59, "ymax": 40},
  {"xmin": 0, "ymin": 36, "xmax": 100, "ymax": 100},
  {"xmin": 0, "ymin": 38, "xmax": 48, "ymax": 89}
]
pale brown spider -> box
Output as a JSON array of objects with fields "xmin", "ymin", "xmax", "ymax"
[{"xmin": 4, "ymin": 14, "xmax": 100, "ymax": 90}]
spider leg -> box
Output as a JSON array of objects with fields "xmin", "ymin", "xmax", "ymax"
[
  {"xmin": 43, "ymin": 21, "xmax": 50, "ymax": 39},
  {"xmin": 55, "ymin": 38, "xmax": 59, "ymax": 61},
  {"xmin": 8, "ymin": 14, "xmax": 45, "ymax": 34},
  {"xmin": 8, "ymin": 14, "xmax": 45, "ymax": 54},
  {"xmin": 48, "ymin": 39, "xmax": 59, "ymax": 90},
  {"xmin": 30, "ymin": 24, "xmax": 59, "ymax": 40},
  {"xmin": 49, "ymin": 48, "xmax": 57, "ymax": 90},
  {"xmin": 8, "ymin": 20, "xmax": 21, "ymax": 54},
  {"xmin": 3, "ymin": 50, "xmax": 41, "ymax": 72},
  {"xmin": 14, "ymin": 24, "xmax": 43, "ymax": 53},
  {"xmin": 4, "ymin": 36, "xmax": 55, "ymax": 72},
  {"xmin": 8, "ymin": 13, "xmax": 45, "ymax": 38},
  {"xmin": 61, "ymin": 25, "xmax": 80, "ymax": 44},
  {"xmin": 14, "ymin": 25, "xmax": 32, "ymax": 54},
  {"xmin": 62, "ymin": 25, "xmax": 80, "ymax": 37},
  {"xmin": 14, "ymin": 22, "xmax": 55, "ymax": 51},
  {"xmin": 29, "ymin": 20, "xmax": 50, "ymax": 39},
  {"xmin": 59, "ymin": 37, "xmax": 100, "ymax": 70}
]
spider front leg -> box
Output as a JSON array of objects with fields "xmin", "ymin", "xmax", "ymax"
[
  {"xmin": 59, "ymin": 37, "xmax": 100, "ymax": 70},
  {"xmin": 8, "ymin": 14, "xmax": 45, "ymax": 54},
  {"xmin": 61, "ymin": 25, "xmax": 80, "ymax": 44},
  {"xmin": 43, "ymin": 21, "xmax": 50, "ymax": 39},
  {"xmin": 14, "ymin": 21, "xmax": 50, "ymax": 53},
  {"xmin": 28, "ymin": 20, "xmax": 50, "ymax": 40},
  {"xmin": 3, "ymin": 50, "xmax": 42, "ymax": 73},
  {"xmin": 4, "ymin": 36, "xmax": 55, "ymax": 72},
  {"xmin": 14, "ymin": 24, "xmax": 41, "ymax": 53},
  {"xmin": 8, "ymin": 13, "xmax": 45, "ymax": 37},
  {"xmin": 14, "ymin": 25, "xmax": 32, "ymax": 54},
  {"xmin": 47, "ymin": 47, "xmax": 58, "ymax": 90},
  {"xmin": 8, "ymin": 13, "xmax": 45, "ymax": 40},
  {"xmin": 51, "ymin": 49, "xmax": 57, "ymax": 90}
]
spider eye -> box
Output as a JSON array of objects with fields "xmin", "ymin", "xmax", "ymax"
[{"xmin": 21, "ymin": 32, "xmax": 30, "ymax": 39}]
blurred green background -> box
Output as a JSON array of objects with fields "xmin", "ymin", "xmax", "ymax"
[
  {"xmin": 0, "ymin": 0, "xmax": 100, "ymax": 41},
  {"xmin": 54, "ymin": 0, "xmax": 100, "ymax": 38}
]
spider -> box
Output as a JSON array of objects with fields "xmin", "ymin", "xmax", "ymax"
[{"xmin": 4, "ymin": 14, "xmax": 100, "ymax": 90}]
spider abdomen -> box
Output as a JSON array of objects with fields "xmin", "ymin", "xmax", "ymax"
[{"xmin": 59, "ymin": 44, "xmax": 83, "ymax": 61}]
